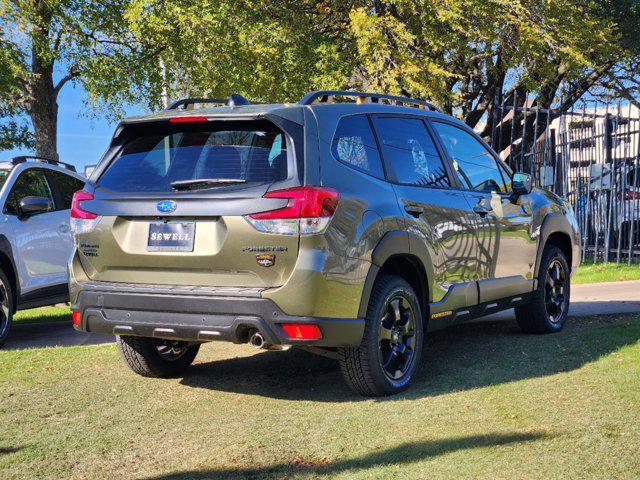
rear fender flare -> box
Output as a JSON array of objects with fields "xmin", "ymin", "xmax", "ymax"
[{"xmin": 358, "ymin": 230, "xmax": 434, "ymax": 318}]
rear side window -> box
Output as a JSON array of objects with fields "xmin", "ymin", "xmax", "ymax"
[
  {"xmin": 98, "ymin": 121, "xmax": 288, "ymax": 193},
  {"xmin": 331, "ymin": 115, "xmax": 385, "ymax": 178},
  {"xmin": 48, "ymin": 171, "xmax": 85, "ymax": 210},
  {"xmin": 372, "ymin": 116, "xmax": 450, "ymax": 188}
]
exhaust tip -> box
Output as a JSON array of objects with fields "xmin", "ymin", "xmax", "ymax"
[{"xmin": 249, "ymin": 332, "xmax": 265, "ymax": 349}]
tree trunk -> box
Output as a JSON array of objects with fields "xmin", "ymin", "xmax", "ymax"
[
  {"xmin": 26, "ymin": 3, "xmax": 59, "ymax": 161},
  {"xmin": 27, "ymin": 54, "xmax": 58, "ymax": 161}
]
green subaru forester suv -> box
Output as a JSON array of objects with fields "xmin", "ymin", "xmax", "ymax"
[{"xmin": 70, "ymin": 91, "xmax": 580, "ymax": 396}]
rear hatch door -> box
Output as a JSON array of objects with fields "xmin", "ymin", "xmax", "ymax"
[{"xmin": 76, "ymin": 118, "xmax": 300, "ymax": 288}]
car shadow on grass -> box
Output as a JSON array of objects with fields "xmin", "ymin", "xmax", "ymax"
[
  {"xmin": 0, "ymin": 446, "xmax": 23, "ymax": 456},
  {"xmin": 180, "ymin": 315, "xmax": 640, "ymax": 402},
  {"xmin": 141, "ymin": 431, "xmax": 550, "ymax": 480}
]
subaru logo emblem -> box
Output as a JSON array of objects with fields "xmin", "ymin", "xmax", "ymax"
[{"xmin": 156, "ymin": 200, "xmax": 177, "ymax": 213}]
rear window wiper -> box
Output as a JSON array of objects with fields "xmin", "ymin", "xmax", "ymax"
[{"xmin": 170, "ymin": 178, "xmax": 247, "ymax": 191}]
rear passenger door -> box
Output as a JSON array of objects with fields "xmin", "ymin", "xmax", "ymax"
[
  {"xmin": 430, "ymin": 121, "xmax": 536, "ymax": 302},
  {"xmin": 370, "ymin": 115, "xmax": 479, "ymax": 312}
]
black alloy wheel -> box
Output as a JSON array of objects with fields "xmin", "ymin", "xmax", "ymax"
[
  {"xmin": 545, "ymin": 258, "xmax": 568, "ymax": 323},
  {"xmin": 379, "ymin": 295, "xmax": 418, "ymax": 381}
]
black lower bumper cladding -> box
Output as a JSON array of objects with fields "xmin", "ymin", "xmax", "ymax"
[{"xmin": 72, "ymin": 285, "xmax": 364, "ymax": 347}]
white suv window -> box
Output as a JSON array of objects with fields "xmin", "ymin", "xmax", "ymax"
[
  {"xmin": 0, "ymin": 171, "xmax": 10, "ymax": 191},
  {"xmin": 5, "ymin": 169, "xmax": 55, "ymax": 216},
  {"xmin": 48, "ymin": 170, "xmax": 85, "ymax": 210}
]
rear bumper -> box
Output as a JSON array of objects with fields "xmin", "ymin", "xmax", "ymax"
[{"xmin": 71, "ymin": 282, "xmax": 365, "ymax": 347}]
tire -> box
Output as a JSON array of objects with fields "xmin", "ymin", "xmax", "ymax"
[
  {"xmin": 338, "ymin": 275, "xmax": 424, "ymax": 396},
  {"xmin": 116, "ymin": 336, "xmax": 200, "ymax": 378},
  {"xmin": 515, "ymin": 245, "xmax": 570, "ymax": 334},
  {"xmin": 0, "ymin": 269, "xmax": 14, "ymax": 349}
]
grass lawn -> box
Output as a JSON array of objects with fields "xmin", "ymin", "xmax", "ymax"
[
  {"xmin": 574, "ymin": 262, "xmax": 640, "ymax": 284},
  {"xmin": 12, "ymin": 305, "xmax": 71, "ymax": 326},
  {"xmin": 1, "ymin": 314, "xmax": 639, "ymax": 479}
]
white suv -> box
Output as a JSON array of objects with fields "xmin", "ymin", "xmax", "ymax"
[{"xmin": 0, "ymin": 156, "xmax": 85, "ymax": 347}]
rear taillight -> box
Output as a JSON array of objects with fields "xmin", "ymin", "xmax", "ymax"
[
  {"xmin": 71, "ymin": 190, "xmax": 96, "ymax": 219},
  {"xmin": 72, "ymin": 311, "xmax": 82, "ymax": 327},
  {"xmin": 244, "ymin": 186, "xmax": 339, "ymax": 235},
  {"xmin": 70, "ymin": 190, "xmax": 100, "ymax": 235}
]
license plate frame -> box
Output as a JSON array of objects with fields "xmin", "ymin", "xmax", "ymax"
[{"xmin": 147, "ymin": 222, "xmax": 196, "ymax": 252}]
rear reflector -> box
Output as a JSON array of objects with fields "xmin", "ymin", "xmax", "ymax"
[
  {"xmin": 280, "ymin": 323, "xmax": 323, "ymax": 340},
  {"xmin": 72, "ymin": 311, "xmax": 82, "ymax": 326},
  {"xmin": 169, "ymin": 116, "xmax": 208, "ymax": 123}
]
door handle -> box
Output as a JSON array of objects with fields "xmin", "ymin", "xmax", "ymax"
[
  {"xmin": 473, "ymin": 205, "xmax": 491, "ymax": 217},
  {"xmin": 404, "ymin": 205, "xmax": 424, "ymax": 218}
]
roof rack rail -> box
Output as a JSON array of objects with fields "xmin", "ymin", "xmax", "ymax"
[
  {"xmin": 298, "ymin": 90, "xmax": 441, "ymax": 112},
  {"xmin": 166, "ymin": 94, "xmax": 251, "ymax": 110},
  {"xmin": 11, "ymin": 155, "xmax": 76, "ymax": 172}
]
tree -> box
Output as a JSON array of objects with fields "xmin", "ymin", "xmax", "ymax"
[
  {"xmin": 593, "ymin": 1, "xmax": 640, "ymax": 108},
  {"xmin": 329, "ymin": 0, "xmax": 630, "ymax": 152},
  {"xmin": 1, "ymin": 24, "xmax": 32, "ymax": 150},
  {"xmin": 138, "ymin": 0, "xmax": 637, "ymax": 155},
  {"xmin": 2, "ymin": 0, "xmax": 637, "ymax": 161},
  {"xmin": 0, "ymin": 0, "xmax": 166, "ymax": 160},
  {"xmin": 123, "ymin": 0, "xmax": 344, "ymax": 104}
]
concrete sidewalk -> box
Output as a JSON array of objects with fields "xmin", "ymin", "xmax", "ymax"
[
  {"xmin": 4, "ymin": 280, "xmax": 640, "ymax": 351},
  {"xmin": 485, "ymin": 279, "xmax": 640, "ymax": 320}
]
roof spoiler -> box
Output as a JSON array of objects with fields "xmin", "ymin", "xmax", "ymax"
[{"xmin": 166, "ymin": 94, "xmax": 251, "ymax": 110}]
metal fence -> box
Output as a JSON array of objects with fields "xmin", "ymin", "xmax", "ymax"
[{"xmin": 490, "ymin": 95, "xmax": 640, "ymax": 264}]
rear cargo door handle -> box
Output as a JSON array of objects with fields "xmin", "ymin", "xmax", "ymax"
[{"xmin": 404, "ymin": 205, "xmax": 424, "ymax": 218}]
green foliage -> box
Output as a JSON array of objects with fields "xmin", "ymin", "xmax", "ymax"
[
  {"xmin": 0, "ymin": 119, "xmax": 33, "ymax": 149},
  {"xmin": 0, "ymin": 0, "xmax": 637, "ymax": 154},
  {"xmin": 130, "ymin": 0, "xmax": 634, "ymax": 119},
  {"xmin": 0, "ymin": 1, "xmax": 170, "ymax": 125}
]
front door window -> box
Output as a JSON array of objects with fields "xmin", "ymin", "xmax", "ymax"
[{"xmin": 431, "ymin": 122, "xmax": 508, "ymax": 194}]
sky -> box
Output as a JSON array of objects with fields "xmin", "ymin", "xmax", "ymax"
[{"xmin": 0, "ymin": 82, "xmax": 144, "ymax": 174}]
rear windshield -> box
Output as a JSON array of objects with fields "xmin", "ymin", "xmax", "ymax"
[{"xmin": 98, "ymin": 121, "xmax": 288, "ymax": 192}]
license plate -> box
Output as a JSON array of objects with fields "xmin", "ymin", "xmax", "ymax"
[{"xmin": 147, "ymin": 222, "xmax": 195, "ymax": 252}]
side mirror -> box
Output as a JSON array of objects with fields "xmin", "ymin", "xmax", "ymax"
[
  {"xmin": 512, "ymin": 172, "xmax": 532, "ymax": 196},
  {"xmin": 19, "ymin": 196, "xmax": 51, "ymax": 217}
]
